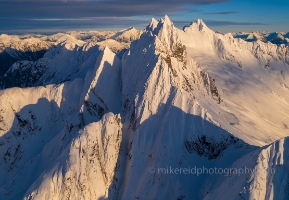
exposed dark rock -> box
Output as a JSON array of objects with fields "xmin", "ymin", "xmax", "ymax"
[{"xmin": 185, "ymin": 135, "xmax": 240, "ymax": 160}]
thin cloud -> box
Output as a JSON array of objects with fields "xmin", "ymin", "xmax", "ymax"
[
  {"xmin": 0, "ymin": 0, "xmax": 231, "ymax": 32},
  {"xmin": 0, "ymin": 0, "xmax": 230, "ymax": 19},
  {"xmin": 0, "ymin": 17, "xmax": 149, "ymax": 33},
  {"xmin": 204, "ymin": 20, "xmax": 268, "ymax": 26},
  {"xmin": 174, "ymin": 19, "xmax": 268, "ymax": 28},
  {"xmin": 205, "ymin": 11, "xmax": 239, "ymax": 14}
]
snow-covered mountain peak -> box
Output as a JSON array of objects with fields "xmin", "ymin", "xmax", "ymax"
[
  {"xmin": 144, "ymin": 15, "xmax": 180, "ymax": 54},
  {"xmin": 146, "ymin": 18, "xmax": 159, "ymax": 32},
  {"xmin": 183, "ymin": 18, "xmax": 212, "ymax": 34},
  {"xmin": 110, "ymin": 27, "xmax": 143, "ymax": 43},
  {"xmin": 55, "ymin": 35, "xmax": 85, "ymax": 50},
  {"xmin": 195, "ymin": 19, "xmax": 207, "ymax": 30},
  {"xmin": 125, "ymin": 27, "xmax": 136, "ymax": 31},
  {"xmin": 102, "ymin": 45, "xmax": 110, "ymax": 52},
  {"xmin": 163, "ymin": 15, "xmax": 173, "ymax": 23},
  {"xmin": 146, "ymin": 15, "xmax": 175, "ymax": 36},
  {"xmin": 158, "ymin": 15, "xmax": 174, "ymax": 29}
]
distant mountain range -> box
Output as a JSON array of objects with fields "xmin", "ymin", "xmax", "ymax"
[
  {"xmin": 0, "ymin": 27, "xmax": 143, "ymax": 81},
  {"xmin": 0, "ymin": 16, "xmax": 289, "ymax": 200},
  {"xmin": 232, "ymin": 31, "xmax": 289, "ymax": 45}
]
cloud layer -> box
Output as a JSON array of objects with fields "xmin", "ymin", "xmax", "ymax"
[
  {"xmin": 0, "ymin": 0, "xmax": 267, "ymax": 32},
  {"xmin": 0, "ymin": 0, "xmax": 230, "ymax": 32},
  {"xmin": 0, "ymin": 0, "xmax": 229, "ymax": 18},
  {"xmin": 0, "ymin": 17, "xmax": 149, "ymax": 32}
]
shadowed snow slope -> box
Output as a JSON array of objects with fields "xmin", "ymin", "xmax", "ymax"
[
  {"xmin": 206, "ymin": 137, "xmax": 289, "ymax": 200},
  {"xmin": 0, "ymin": 16, "xmax": 288, "ymax": 200}
]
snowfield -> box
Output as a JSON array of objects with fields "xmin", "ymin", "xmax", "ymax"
[{"xmin": 0, "ymin": 16, "xmax": 289, "ymax": 200}]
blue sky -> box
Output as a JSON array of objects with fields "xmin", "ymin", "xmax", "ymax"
[
  {"xmin": 182, "ymin": 0, "xmax": 289, "ymax": 32},
  {"xmin": 0, "ymin": 0, "xmax": 288, "ymax": 33}
]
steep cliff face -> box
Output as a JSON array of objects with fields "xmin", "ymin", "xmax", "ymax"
[
  {"xmin": 24, "ymin": 113, "xmax": 122, "ymax": 200},
  {"xmin": 0, "ymin": 81, "xmax": 82, "ymax": 199},
  {"xmin": 0, "ymin": 16, "xmax": 288, "ymax": 200}
]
